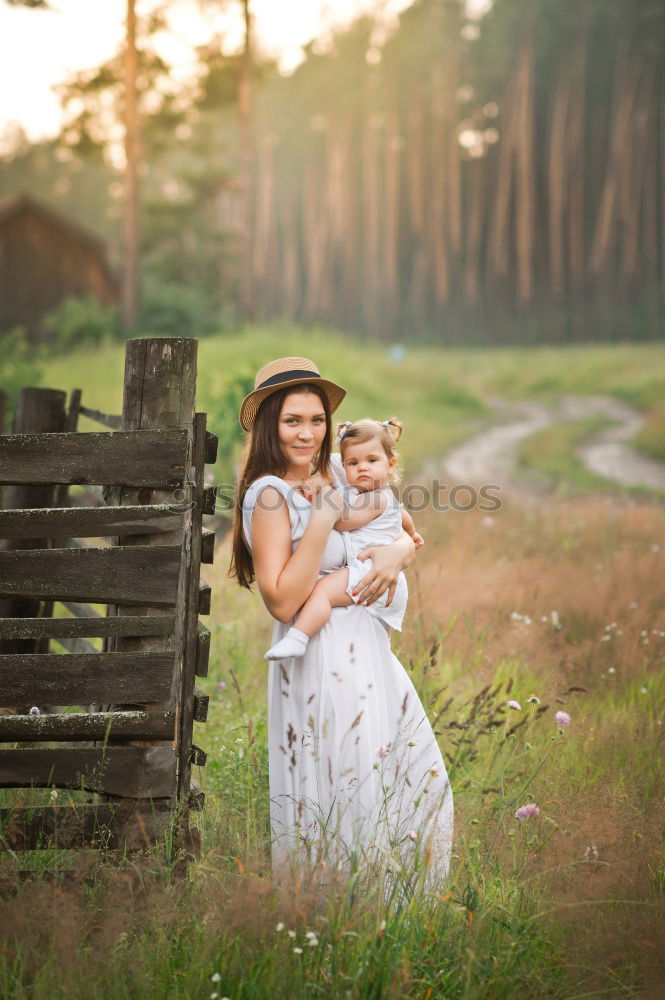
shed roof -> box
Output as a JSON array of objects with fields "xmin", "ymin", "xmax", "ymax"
[{"xmin": 0, "ymin": 191, "xmax": 109, "ymax": 257}]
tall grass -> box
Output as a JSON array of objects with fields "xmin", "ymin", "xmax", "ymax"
[{"xmin": 2, "ymin": 490, "xmax": 663, "ymax": 998}]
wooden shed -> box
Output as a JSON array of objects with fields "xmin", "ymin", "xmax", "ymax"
[{"xmin": 0, "ymin": 192, "xmax": 118, "ymax": 343}]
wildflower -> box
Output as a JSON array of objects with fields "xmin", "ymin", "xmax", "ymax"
[
  {"xmin": 583, "ymin": 844, "xmax": 599, "ymax": 861},
  {"xmin": 217, "ymin": 681, "xmax": 226, "ymax": 691},
  {"xmin": 376, "ymin": 746, "xmax": 389, "ymax": 759},
  {"xmin": 527, "ymin": 696, "xmax": 540, "ymax": 704},
  {"xmin": 211, "ymin": 994, "xmax": 218, "ymax": 1000},
  {"xmin": 275, "ymin": 922, "xmax": 284, "ymax": 932},
  {"xmin": 550, "ymin": 610, "xmax": 561, "ymax": 630},
  {"xmin": 600, "ymin": 635, "xmax": 611, "ymax": 642},
  {"xmin": 507, "ymin": 700, "xmax": 522, "ymax": 711},
  {"xmin": 293, "ymin": 947, "xmax": 303, "ymax": 954},
  {"xmin": 640, "ymin": 687, "xmax": 648, "ymax": 695},
  {"xmin": 514, "ymin": 803, "xmax": 540, "ymax": 821},
  {"xmin": 50, "ymin": 789, "xmax": 58, "ymax": 801},
  {"xmin": 555, "ymin": 711, "xmax": 571, "ymax": 726},
  {"xmin": 287, "ymin": 930, "xmax": 297, "ymax": 939},
  {"xmin": 510, "ymin": 611, "xmax": 523, "ymax": 621},
  {"xmin": 408, "ymin": 830, "xmax": 418, "ymax": 842},
  {"xmin": 29, "ymin": 706, "xmax": 40, "ymax": 716},
  {"xmin": 211, "ymin": 973, "xmax": 221, "ymax": 983},
  {"xmin": 608, "ymin": 667, "xmax": 616, "ymax": 674}
]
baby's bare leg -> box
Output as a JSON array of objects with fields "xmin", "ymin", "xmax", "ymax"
[
  {"xmin": 264, "ymin": 569, "xmax": 353, "ymax": 660},
  {"xmin": 294, "ymin": 569, "xmax": 353, "ymax": 637}
]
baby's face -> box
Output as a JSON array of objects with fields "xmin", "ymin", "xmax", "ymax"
[{"xmin": 341, "ymin": 436, "xmax": 395, "ymax": 492}]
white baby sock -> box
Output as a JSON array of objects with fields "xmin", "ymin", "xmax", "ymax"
[{"xmin": 264, "ymin": 627, "xmax": 309, "ymax": 660}]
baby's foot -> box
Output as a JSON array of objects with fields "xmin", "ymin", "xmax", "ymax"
[{"xmin": 265, "ymin": 627, "xmax": 309, "ymax": 660}]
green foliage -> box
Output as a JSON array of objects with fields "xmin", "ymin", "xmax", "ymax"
[
  {"xmin": 0, "ymin": 326, "xmax": 44, "ymax": 424},
  {"xmin": 43, "ymin": 294, "xmax": 120, "ymax": 353},
  {"xmin": 135, "ymin": 282, "xmax": 221, "ymax": 340},
  {"xmin": 199, "ymin": 370, "xmax": 255, "ymax": 491}
]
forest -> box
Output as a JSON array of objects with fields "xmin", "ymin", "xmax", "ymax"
[{"xmin": 1, "ymin": 0, "xmax": 664, "ymax": 345}]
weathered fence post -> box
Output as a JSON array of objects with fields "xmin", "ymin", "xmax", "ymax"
[
  {"xmin": 0, "ymin": 388, "xmax": 67, "ymax": 656},
  {"xmin": 103, "ymin": 338, "xmax": 203, "ymax": 847}
]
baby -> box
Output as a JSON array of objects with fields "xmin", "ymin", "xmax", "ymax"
[{"xmin": 265, "ymin": 417, "xmax": 423, "ymax": 661}]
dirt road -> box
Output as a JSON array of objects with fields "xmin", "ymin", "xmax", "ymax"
[{"xmin": 439, "ymin": 394, "xmax": 665, "ymax": 499}]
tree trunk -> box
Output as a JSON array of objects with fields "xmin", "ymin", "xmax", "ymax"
[
  {"xmin": 121, "ymin": 0, "xmax": 139, "ymax": 329},
  {"xmin": 238, "ymin": 0, "xmax": 255, "ymax": 320}
]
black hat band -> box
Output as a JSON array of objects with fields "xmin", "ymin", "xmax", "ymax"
[{"xmin": 257, "ymin": 369, "xmax": 321, "ymax": 390}]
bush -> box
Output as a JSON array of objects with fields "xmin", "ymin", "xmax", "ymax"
[
  {"xmin": 0, "ymin": 326, "xmax": 45, "ymax": 427},
  {"xmin": 136, "ymin": 282, "xmax": 220, "ymax": 339},
  {"xmin": 199, "ymin": 372, "xmax": 255, "ymax": 492},
  {"xmin": 43, "ymin": 294, "xmax": 120, "ymax": 353}
]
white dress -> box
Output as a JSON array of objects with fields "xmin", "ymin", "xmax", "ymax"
[{"xmin": 242, "ymin": 472, "xmax": 454, "ymax": 894}]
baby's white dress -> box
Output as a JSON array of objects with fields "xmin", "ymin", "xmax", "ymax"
[
  {"xmin": 334, "ymin": 474, "xmax": 408, "ymax": 632},
  {"xmin": 242, "ymin": 470, "xmax": 454, "ymax": 893}
]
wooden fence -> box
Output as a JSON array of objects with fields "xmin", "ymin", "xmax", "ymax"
[{"xmin": 0, "ymin": 338, "xmax": 217, "ymax": 854}]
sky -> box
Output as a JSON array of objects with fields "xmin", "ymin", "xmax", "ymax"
[{"xmin": 0, "ymin": 0, "xmax": 418, "ymax": 147}]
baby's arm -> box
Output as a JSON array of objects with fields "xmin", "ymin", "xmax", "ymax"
[
  {"xmin": 401, "ymin": 507, "xmax": 424, "ymax": 548},
  {"xmin": 334, "ymin": 489, "xmax": 388, "ymax": 532}
]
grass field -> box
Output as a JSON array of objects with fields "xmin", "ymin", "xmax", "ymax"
[{"xmin": 1, "ymin": 332, "xmax": 664, "ymax": 998}]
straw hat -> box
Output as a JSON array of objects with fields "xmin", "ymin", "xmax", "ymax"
[{"xmin": 239, "ymin": 357, "xmax": 347, "ymax": 431}]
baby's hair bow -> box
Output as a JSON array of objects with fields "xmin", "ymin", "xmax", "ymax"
[{"xmin": 336, "ymin": 420, "xmax": 352, "ymax": 443}]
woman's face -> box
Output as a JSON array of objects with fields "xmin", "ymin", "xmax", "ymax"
[{"xmin": 278, "ymin": 390, "xmax": 327, "ymax": 475}]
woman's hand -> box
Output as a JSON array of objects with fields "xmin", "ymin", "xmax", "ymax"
[
  {"xmin": 311, "ymin": 483, "xmax": 344, "ymax": 528},
  {"xmin": 353, "ymin": 532, "xmax": 416, "ymax": 607}
]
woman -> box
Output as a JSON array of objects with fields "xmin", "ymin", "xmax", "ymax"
[{"xmin": 230, "ymin": 357, "xmax": 453, "ymax": 895}]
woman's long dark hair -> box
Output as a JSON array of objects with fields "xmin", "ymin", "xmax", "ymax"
[{"xmin": 229, "ymin": 383, "xmax": 333, "ymax": 589}]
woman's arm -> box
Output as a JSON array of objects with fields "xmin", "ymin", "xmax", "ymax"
[
  {"xmin": 251, "ymin": 485, "xmax": 342, "ymax": 623},
  {"xmin": 352, "ymin": 530, "xmax": 416, "ymax": 608}
]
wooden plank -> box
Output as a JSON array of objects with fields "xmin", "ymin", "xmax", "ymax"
[
  {"xmin": 0, "ymin": 504, "xmax": 185, "ymax": 540},
  {"xmin": 0, "ymin": 429, "xmax": 187, "ymax": 488},
  {"xmin": 189, "ymin": 745, "xmax": 207, "ymax": 767},
  {"xmin": 0, "ymin": 545, "xmax": 181, "ymax": 606},
  {"xmin": 78, "ymin": 404, "xmax": 122, "ymax": 430},
  {"xmin": 201, "ymin": 528, "xmax": 215, "ymax": 564},
  {"xmin": 0, "ymin": 710, "xmax": 175, "ymax": 742},
  {"xmin": 0, "ymin": 800, "xmax": 172, "ymax": 850},
  {"xmin": 195, "ymin": 624, "xmax": 210, "ymax": 678},
  {"xmin": 0, "ymin": 651, "xmax": 174, "ymax": 704},
  {"xmin": 198, "ymin": 580, "xmax": 211, "ymax": 614},
  {"xmin": 205, "ymin": 431, "xmax": 218, "ymax": 464},
  {"xmin": 202, "ymin": 486, "xmax": 216, "ymax": 515},
  {"xmin": 0, "ymin": 615, "xmax": 175, "ymax": 640},
  {"xmin": 177, "ymin": 412, "xmax": 207, "ymax": 802},
  {"xmin": 0, "ymin": 746, "xmax": 176, "ymax": 798},
  {"xmin": 192, "ymin": 688, "xmax": 209, "ymax": 722}
]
